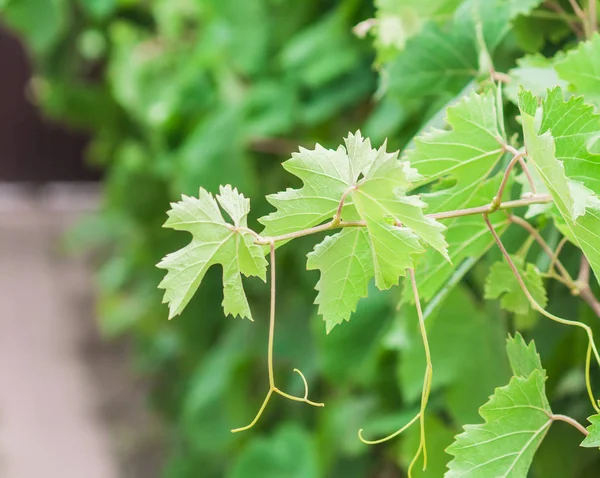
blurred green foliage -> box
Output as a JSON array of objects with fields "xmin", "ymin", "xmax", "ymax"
[{"xmin": 3, "ymin": 0, "xmax": 600, "ymax": 476}]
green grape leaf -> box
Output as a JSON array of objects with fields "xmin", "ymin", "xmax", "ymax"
[
  {"xmin": 506, "ymin": 333, "xmax": 545, "ymax": 379},
  {"xmin": 306, "ymin": 229, "xmax": 373, "ymax": 332},
  {"xmin": 505, "ymin": 53, "xmax": 568, "ymax": 105},
  {"xmin": 386, "ymin": 0, "xmax": 543, "ymax": 100},
  {"xmin": 157, "ymin": 186, "xmax": 267, "ymax": 319},
  {"xmin": 403, "ymin": 90, "xmax": 509, "ymax": 300},
  {"xmin": 581, "ymin": 414, "xmax": 600, "ymax": 448},
  {"xmin": 519, "ymin": 88, "xmax": 600, "ymax": 282},
  {"xmin": 262, "ymin": 132, "xmax": 448, "ymax": 329},
  {"xmin": 446, "ymin": 335, "xmax": 552, "ymax": 477},
  {"xmin": 484, "ymin": 256, "xmax": 547, "ymax": 316},
  {"xmin": 555, "ymin": 33, "xmax": 600, "ymax": 107}
]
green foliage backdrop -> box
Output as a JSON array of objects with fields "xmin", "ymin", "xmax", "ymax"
[{"xmin": 4, "ymin": 0, "xmax": 600, "ymax": 476}]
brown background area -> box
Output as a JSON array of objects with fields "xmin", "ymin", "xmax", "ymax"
[{"xmin": 0, "ymin": 26, "xmax": 96, "ymax": 182}]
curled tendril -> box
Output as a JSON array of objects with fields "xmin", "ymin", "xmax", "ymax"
[{"xmin": 231, "ymin": 242, "xmax": 323, "ymax": 433}]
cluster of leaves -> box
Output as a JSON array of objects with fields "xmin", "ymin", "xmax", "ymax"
[{"xmin": 6, "ymin": 0, "xmax": 600, "ymax": 476}]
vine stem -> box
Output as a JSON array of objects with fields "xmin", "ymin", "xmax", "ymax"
[
  {"xmin": 231, "ymin": 241, "xmax": 323, "ymax": 433},
  {"xmin": 483, "ymin": 214, "xmax": 600, "ymax": 413},
  {"xmin": 577, "ymin": 255, "xmax": 600, "ymax": 318},
  {"xmin": 236, "ymin": 194, "xmax": 552, "ymax": 245},
  {"xmin": 550, "ymin": 414, "xmax": 589, "ymax": 436},
  {"xmin": 548, "ymin": 237, "xmax": 569, "ymax": 278},
  {"xmin": 508, "ymin": 215, "xmax": 574, "ymax": 287}
]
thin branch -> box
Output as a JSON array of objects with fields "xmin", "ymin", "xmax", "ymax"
[
  {"xmin": 544, "ymin": 1, "xmax": 585, "ymax": 36},
  {"xmin": 490, "ymin": 152, "xmax": 524, "ymax": 212},
  {"xmin": 577, "ymin": 255, "xmax": 600, "ymax": 318},
  {"xmin": 551, "ymin": 414, "xmax": 589, "ymax": 436},
  {"xmin": 508, "ymin": 215, "xmax": 575, "ymax": 286},
  {"xmin": 239, "ymin": 194, "xmax": 553, "ymax": 246},
  {"xmin": 548, "ymin": 237, "xmax": 569, "ymax": 278},
  {"xmin": 569, "ymin": 0, "xmax": 587, "ymax": 20},
  {"xmin": 590, "ymin": 0, "xmax": 597, "ymax": 34}
]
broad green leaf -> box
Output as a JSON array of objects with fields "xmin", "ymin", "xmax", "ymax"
[
  {"xmin": 505, "ymin": 333, "xmax": 545, "ymax": 379},
  {"xmin": 505, "ymin": 53, "xmax": 567, "ymax": 105},
  {"xmin": 445, "ymin": 370, "xmax": 551, "ymax": 477},
  {"xmin": 555, "ymin": 33, "xmax": 600, "ymax": 107},
  {"xmin": 403, "ymin": 90, "xmax": 509, "ymax": 300},
  {"xmin": 157, "ymin": 186, "xmax": 267, "ymax": 319},
  {"xmin": 581, "ymin": 414, "xmax": 600, "ymax": 448},
  {"xmin": 519, "ymin": 88, "xmax": 600, "ymax": 282},
  {"xmin": 484, "ymin": 256, "xmax": 547, "ymax": 316},
  {"xmin": 446, "ymin": 335, "xmax": 551, "ymax": 477},
  {"xmin": 262, "ymin": 132, "xmax": 448, "ymax": 328}
]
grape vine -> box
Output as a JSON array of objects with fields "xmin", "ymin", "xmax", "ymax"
[{"xmin": 157, "ymin": 80, "xmax": 600, "ymax": 474}]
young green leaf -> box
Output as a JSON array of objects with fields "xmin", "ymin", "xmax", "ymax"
[
  {"xmin": 306, "ymin": 228, "xmax": 373, "ymax": 331},
  {"xmin": 446, "ymin": 335, "xmax": 552, "ymax": 477},
  {"xmin": 484, "ymin": 256, "xmax": 547, "ymax": 316},
  {"xmin": 505, "ymin": 333, "xmax": 545, "ymax": 379},
  {"xmin": 581, "ymin": 414, "xmax": 600, "ymax": 448},
  {"xmin": 555, "ymin": 33, "xmax": 600, "ymax": 107},
  {"xmin": 519, "ymin": 88, "xmax": 600, "ymax": 282},
  {"xmin": 157, "ymin": 186, "xmax": 267, "ymax": 319},
  {"xmin": 262, "ymin": 132, "xmax": 448, "ymax": 329}
]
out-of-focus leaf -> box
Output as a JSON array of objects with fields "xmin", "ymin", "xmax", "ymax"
[{"xmin": 230, "ymin": 424, "xmax": 319, "ymax": 478}]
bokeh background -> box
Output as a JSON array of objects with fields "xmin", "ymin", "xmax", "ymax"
[{"xmin": 1, "ymin": 1, "xmax": 600, "ymax": 477}]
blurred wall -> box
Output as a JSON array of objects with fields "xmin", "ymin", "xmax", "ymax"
[{"xmin": 0, "ymin": 26, "xmax": 96, "ymax": 182}]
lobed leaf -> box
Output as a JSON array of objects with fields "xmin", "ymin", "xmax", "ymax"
[
  {"xmin": 519, "ymin": 88, "xmax": 600, "ymax": 282},
  {"xmin": 446, "ymin": 335, "xmax": 551, "ymax": 477},
  {"xmin": 484, "ymin": 256, "xmax": 547, "ymax": 317},
  {"xmin": 581, "ymin": 414, "xmax": 600, "ymax": 448},
  {"xmin": 262, "ymin": 132, "xmax": 448, "ymax": 329},
  {"xmin": 157, "ymin": 186, "xmax": 267, "ymax": 320}
]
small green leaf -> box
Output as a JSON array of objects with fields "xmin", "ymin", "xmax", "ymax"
[
  {"xmin": 157, "ymin": 186, "xmax": 267, "ymax": 319},
  {"xmin": 581, "ymin": 414, "xmax": 600, "ymax": 448},
  {"xmin": 506, "ymin": 333, "xmax": 545, "ymax": 379},
  {"xmin": 484, "ymin": 256, "xmax": 547, "ymax": 316},
  {"xmin": 306, "ymin": 229, "xmax": 373, "ymax": 331}
]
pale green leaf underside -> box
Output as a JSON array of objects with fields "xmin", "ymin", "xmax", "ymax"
[
  {"xmin": 484, "ymin": 256, "xmax": 547, "ymax": 316},
  {"xmin": 157, "ymin": 186, "xmax": 267, "ymax": 320},
  {"xmin": 446, "ymin": 336, "xmax": 551, "ymax": 477},
  {"xmin": 505, "ymin": 53, "xmax": 567, "ymax": 105},
  {"xmin": 519, "ymin": 88, "xmax": 600, "ymax": 283},
  {"xmin": 261, "ymin": 131, "xmax": 448, "ymax": 328}
]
